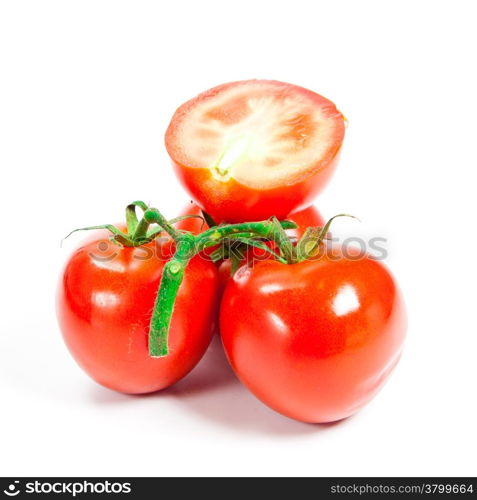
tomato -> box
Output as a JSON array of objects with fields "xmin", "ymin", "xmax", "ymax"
[
  {"xmin": 166, "ymin": 80, "xmax": 345, "ymax": 222},
  {"xmin": 175, "ymin": 201, "xmax": 212, "ymax": 234},
  {"xmin": 220, "ymin": 248, "xmax": 406, "ymax": 423},
  {"xmin": 57, "ymin": 230, "xmax": 220, "ymax": 394}
]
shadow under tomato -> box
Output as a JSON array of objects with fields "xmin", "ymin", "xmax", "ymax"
[
  {"xmin": 88, "ymin": 336, "xmax": 351, "ymax": 436},
  {"xmin": 162, "ymin": 336, "xmax": 348, "ymax": 436},
  {"xmin": 165, "ymin": 335, "xmax": 237, "ymax": 396}
]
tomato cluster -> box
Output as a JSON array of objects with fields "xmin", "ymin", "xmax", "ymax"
[{"xmin": 57, "ymin": 80, "xmax": 406, "ymax": 423}]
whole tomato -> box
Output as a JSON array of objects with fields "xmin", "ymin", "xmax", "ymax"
[
  {"xmin": 166, "ymin": 80, "xmax": 345, "ymax": 222},
  {"xmin": 220, "ymin": 247, "xmax": 406, "ymax": 423},
  {"xmin": 57, "ymin": 230, "xmax": 220, "ymax": 394}
]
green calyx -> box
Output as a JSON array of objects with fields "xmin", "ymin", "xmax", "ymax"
[
  {"xmin": 294, "ymin": 214, "xmax": 359, "ymax": 261},
  {"xmin": 62, "ymin": 200, "xmax": 204, "ymax": 248}
]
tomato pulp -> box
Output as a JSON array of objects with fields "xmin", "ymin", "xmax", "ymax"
[
  {"xmin": 220, "ymin": 248, "xmax": 407, "ymax": 423},
  {"xmin": 57, "ymin": 232, "xmax": 220, "ymax": 394},
  {"xmin": 166, "ymin": 80, "xmax": 345, "ymax": 222}
]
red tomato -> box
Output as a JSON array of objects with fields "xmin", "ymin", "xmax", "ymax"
[
  {"xmin": 220, "ymin": 248, "xmax": 406, "ymax": 423},
  {"xmin": 166, "ymin": 80, "xmax": 345, "ymax": 222},
  {"xmin": 175, "ymin": 201, "xmax": 212, "ymax": 234},
  {"xmin": 57, "ymin": 231, "xmax": 220, "ymax": 394}
]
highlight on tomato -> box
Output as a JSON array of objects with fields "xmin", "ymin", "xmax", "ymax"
[{"xmin": 165, "ymin": 80, "xmax": 345, "ymax": 222}]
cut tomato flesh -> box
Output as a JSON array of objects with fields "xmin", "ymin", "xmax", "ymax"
[{"xmin": 166, "ymin": 80, "xmax": 344, "ymax": 189}]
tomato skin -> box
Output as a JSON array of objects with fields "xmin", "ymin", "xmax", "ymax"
[
  {"xmin": 170, "ymin": 156, "xmax": 340, "ymax": 223},
  {"xmin": 57, "ymin": 232, "xmax": 220, "ymax": 394},
  {"xmin": 220, "ymin": 249, "xmax": 406, "ymax": 423},
  {"xmin": 175, "ymin": 202, "xmax": 211, "ymax": 234}
]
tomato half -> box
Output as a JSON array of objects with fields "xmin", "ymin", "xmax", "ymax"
[
  {"xmin": 166, "ymin": 80, "xmax": 345, "ymax": 222},
  {"xmin": 220, "ymin": 248, "xmax": 406, "ymax": 423},
  {"xmin": 57, "ymin": 231, "xmax": 220, "ymax": 394}
]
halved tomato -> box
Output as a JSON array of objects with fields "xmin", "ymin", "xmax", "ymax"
[{"xmin": 165, "ymin": 80, "xmax": 345, "ymax": 222}]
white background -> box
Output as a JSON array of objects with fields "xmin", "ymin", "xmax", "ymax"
[{"xmin": 1, "ymin": 0, "xmax": 476, "ymax": 477}]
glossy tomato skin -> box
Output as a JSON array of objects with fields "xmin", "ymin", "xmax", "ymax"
[
  {"xmin": 57, "ymin": 232, "xmax": 220, "ymax": 394},
  {"xmin": 175, "ymin": 201, "xmax": 212, "ymax": 234},
  {"xmin": 220, "ymin": 249, "xmax": 406, "ymax": 423}
]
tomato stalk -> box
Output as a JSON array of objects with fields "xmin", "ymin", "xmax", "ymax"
[
  {"xmin": 147, "ymin": 234, "xmax": 195, "ymax": 356},
  {"xmin": 294, "ymin": 214, "xmax": 358, "ymax": 261},
  {"xmin": 144, "ymin": 208, "xmax": 298, "ymax": 357},
  {"xmin": 62, "ymin": 201, "xmax": 204, "ymax": 247}
]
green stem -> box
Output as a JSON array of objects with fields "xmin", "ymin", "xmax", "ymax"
[
  {"xmin": 295, "ymin": 214, "xmax": 359, "ymax": 261},
  {"xmin": 62, "ymin": 224, "xmax": 134, "ymax": 247},
  {"xmin": 148, "ymin": 257, "xmax": 188, "ymax": 357},
  {"xmin": 125, "ymin": 201, "xmax": 149, "ymax": 235},
  {"xmin": 144, "ymin": 208, "xmax": 183, "ymax": 240},
  {"xmin": 268, "ymin": 217, "xmax": 295, "ymax": 264},
  {"xmin": 147, "ymin": 214, "xmax": 297, "ymax": 357},
  {"xmin": 132, "ymin": 216, "xmax": 151, "ymax": 242},
  {"xmin": 148, "ymin": 233, "xmax": 195, "ymax": 357},
  {"xmin": 195, "ymin": 219, "xmax": 296, "ymax": 252}
]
